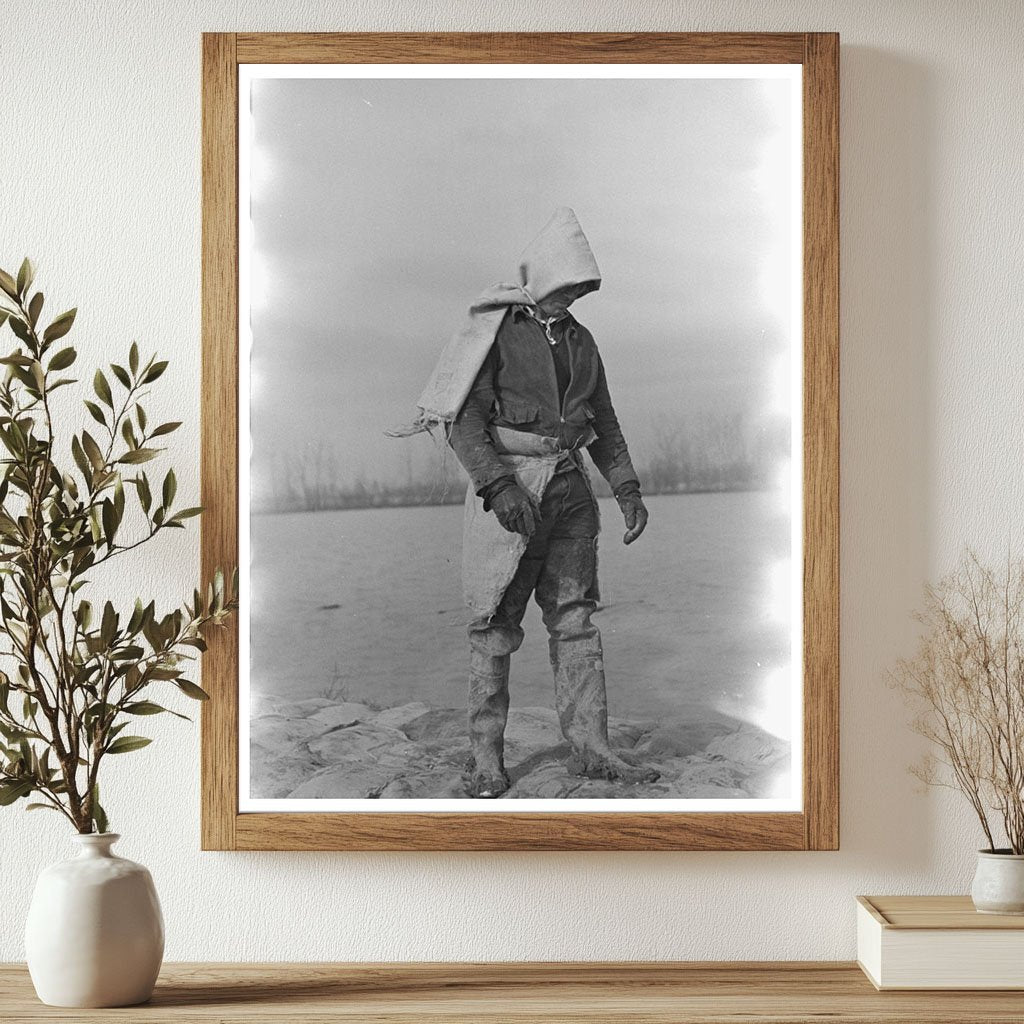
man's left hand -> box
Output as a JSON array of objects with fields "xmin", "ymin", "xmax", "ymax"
[{"xmin": 616, "ymin": 489, "xmax": 648, "ymax": 545}]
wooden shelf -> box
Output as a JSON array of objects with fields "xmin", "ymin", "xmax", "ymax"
[{"xmin": 3, "ymin": 961, "xmax": 1024, "ymax": 1022}]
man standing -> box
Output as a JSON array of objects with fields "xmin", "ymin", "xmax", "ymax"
[{"xmin": 444, "ymin": 208, "xmax": 660, "ymax": 798}]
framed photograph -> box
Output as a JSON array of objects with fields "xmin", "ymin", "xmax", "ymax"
[{"xmin": 201, "ymin": 32, "xmax": 838, "ymax": 851}]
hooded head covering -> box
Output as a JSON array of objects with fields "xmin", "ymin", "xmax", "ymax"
[
  {"xmin": 517, "ymin": 206, "xmax": 601, "ymax": 306},
  {"xmin": 388, "ymin": 208, "xmax": 600, "ymax": 436}
]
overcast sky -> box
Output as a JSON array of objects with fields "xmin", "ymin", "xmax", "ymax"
[{"xmin": 246, "ymin": 74, "xmax": 796, "ymax": 496}]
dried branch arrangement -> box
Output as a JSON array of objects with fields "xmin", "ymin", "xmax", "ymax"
[
  {"xmin": 0, "ymin": 259, "xmax": 236, "ymax": 833},
  {"xmin": 894, "ymin": 551, "xmax": 1024, "ymax": 853}
]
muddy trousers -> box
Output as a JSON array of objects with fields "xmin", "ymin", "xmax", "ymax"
[{"xmin": 466, "ymin": 468, "xmax": 610, "ymax": 773}]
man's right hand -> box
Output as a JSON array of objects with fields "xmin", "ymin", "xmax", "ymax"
[{"xmin": 489, "ymin": 482, "xmax": 541, "ymax": 537}]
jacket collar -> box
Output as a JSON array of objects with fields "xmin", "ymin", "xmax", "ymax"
[{"xmin": 511, "ymin": 303, "xmax": 572, "ymax": 326}]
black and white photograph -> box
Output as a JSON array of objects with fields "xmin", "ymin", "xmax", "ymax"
[{"xmin": 239, "ymin": 64, "xmax": 803, "ymax": 811}]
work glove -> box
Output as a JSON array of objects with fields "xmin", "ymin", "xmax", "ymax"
[
  {"xmin": 486, "ymin": 478, "xmax": 542, "ymax": 537},
  {"xmin": 615, "ymin": 486, "xmax": 648, "ymax": 545}
]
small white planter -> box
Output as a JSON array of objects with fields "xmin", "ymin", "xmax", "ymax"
[
  {"xmin": 25, "ymin": 833, "xmax": 164, "ymax": 1007},
  {"xmin": 971, "ymin": 850, "xmax": 1024, "ymax": 915}
]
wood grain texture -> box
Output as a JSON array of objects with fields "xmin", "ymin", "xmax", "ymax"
[
  {"xmin": 862, "ymin": 895, "xmax": 1024, "ymax": 930},
  {"xmin": 200, "ymin": 32, "xmax": 841, "ymax": 851},
  {"xmin": 233, "ymin": 810, "xmax": 806, "ymax": 852},
  {"xmin": 801, "ymin": 32, "xmax": 841, "ymax": 852},
  {"xmin": 200, "ymin": 32, "xmax": 238, "ymax": 852},
  {"xmin": 235, "ymin": 32, "xmax": 806, "ymax": 64},
  {"xmin": 3, "ymin": 962, "xmax": 1024, "ymax": 1023}
]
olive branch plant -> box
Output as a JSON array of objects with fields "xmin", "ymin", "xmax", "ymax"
[
  {"xmin": 894, "ymin": 550, "xmax": 1024, "ymax": 854},
  {"xmin": 0, "ymin": 259, "xmax": 236, "ymax": 833}
]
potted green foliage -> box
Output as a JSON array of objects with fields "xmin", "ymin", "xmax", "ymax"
[{"xmin": 0, "ymin": 259, "xmax": 236, "ymax": 1006}]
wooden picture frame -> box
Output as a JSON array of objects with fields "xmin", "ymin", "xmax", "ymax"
[{"xmin": 201, "ymin": 31, "xmax": 838, "ymax": 851}]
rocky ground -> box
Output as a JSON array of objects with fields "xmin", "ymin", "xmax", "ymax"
[{"xmin": 250, "ymin": 694, "xmax": 790, "ymax": 800}]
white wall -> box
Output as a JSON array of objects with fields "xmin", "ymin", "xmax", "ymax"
[{"xmin": 2, "ymin": 0, "xmax": 1021, "ymax": 961}]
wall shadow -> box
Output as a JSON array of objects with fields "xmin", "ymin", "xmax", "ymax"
[{"xmin": 836, "ymin": 46, "xmax": 937, "ymax": 871}]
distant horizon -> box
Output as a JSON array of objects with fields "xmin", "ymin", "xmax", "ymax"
[
  {"xmin": 251, "ymin": 402, "xmax": 787, "ymax": 514},
  {"xmin": 252, "ymin": 482, "xmax": 779, "ymax": 517}
]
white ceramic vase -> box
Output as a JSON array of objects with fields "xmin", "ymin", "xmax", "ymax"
[
  {"xmin": 971, "ymin": 850, "xmax": 1024, "ymax": 914},
  {"xmin": 25, "ymin": 833, "xmax": 164, "ymax": 1007}
]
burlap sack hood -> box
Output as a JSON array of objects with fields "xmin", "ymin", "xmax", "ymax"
[{"xmin": 390, "ymin": 207, "xmax": 600, "ymax": 436}]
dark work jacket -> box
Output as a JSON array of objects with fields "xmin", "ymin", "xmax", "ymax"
[{"xmin": 449, "ymin": 305, "xmax": 640, "ymax": 496}]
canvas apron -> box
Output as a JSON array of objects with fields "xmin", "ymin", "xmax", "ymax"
[{"xmin": 462, "ymin": 425, "xmax": 599, "ymax": 619}]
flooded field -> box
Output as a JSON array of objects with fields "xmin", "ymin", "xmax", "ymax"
[{"xmin": 249, "ymin": 490, "xmax": 796, "ymax": 742}]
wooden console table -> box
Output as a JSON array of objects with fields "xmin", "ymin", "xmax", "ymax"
[{"xmin": 3, "ymin": 962, "xmax": 1024, "ymax": 1022}]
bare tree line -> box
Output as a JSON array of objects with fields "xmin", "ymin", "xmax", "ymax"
[
  {"xmin": 641, "ymin": 411, "xmax": 788, "ymax": 496},
  {"xmin": 252, "ymin": 439, "xmax": 466, "ymax": 515},
  {"xmin": 252, "ymin": 411, "xmax": 788, "ymax": 515}
]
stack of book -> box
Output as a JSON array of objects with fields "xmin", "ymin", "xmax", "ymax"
[{"xmin": 857, "ymin": 895, "xmax": 1024, "ymax": 990}]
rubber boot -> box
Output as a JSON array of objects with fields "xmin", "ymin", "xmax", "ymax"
[
  {"xmin": 536, "ymin": 536, "xmax": 660, "ymax": 786},
  {"xmin": 551, "ymin": 641, "xmax": 660, "ymax": 785},
  {"xmin": 466, "ymin": 651, "xmax": 511, "ymax": 798}
]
